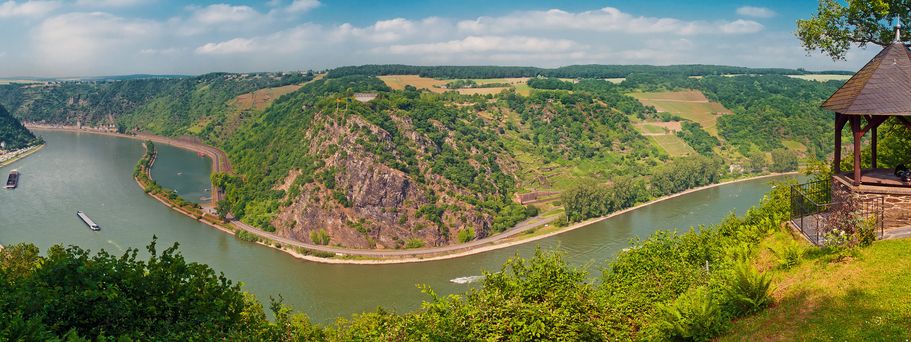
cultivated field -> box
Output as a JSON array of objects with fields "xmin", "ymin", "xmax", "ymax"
[
  {"xmin": 0, "ymin": 79, "xmax": 40, "ymax": 85},
  {"xmin": 629, "ymin": 90, "xmax": 731, "ymax": 136},
  {"xmin": 379, "ymin": 75, "xmax": 528, "ymax": 96},
  {"xmin": 232, "ymin": 84, "xmax": 303, "ymax": 111},
  {"xmin": 648, "ymin": 134, "xmax": 695, "ymax": 157},
  {"xmin": 378, "ymin": 75, "xmax": 448, "ymax": 91},
  {"xmin": 787, "ymin": 74, "xmax": 852, "ymax": 82},
  {"xmin": 635, "ymin": 121, "xmax": 682, "ymax": 135}
]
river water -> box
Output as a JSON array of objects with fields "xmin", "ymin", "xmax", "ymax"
[{"xmin": 0, "ymin": 131, "xmax": 794, "ymax": 323}]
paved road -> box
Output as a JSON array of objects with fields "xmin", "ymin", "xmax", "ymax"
[{"xmin": 231, "ymin": 214, "xmax": 557, "ymax": 258}]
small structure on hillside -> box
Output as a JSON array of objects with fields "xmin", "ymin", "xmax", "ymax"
[
  {"xmin": 791, "ymin": 22, "xmax": 911, "ymax": 244},
  {"xmin": 353, "ymin": 93, "xmax": 377, "ymax": 103},
  {"xmin": 514, "ymin": 191, "xmax": 560, "ymax": 205}
]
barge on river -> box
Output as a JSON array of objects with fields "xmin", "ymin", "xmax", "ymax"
[
  {"xmin": 5, "ymin": 170, "xmax": 19, "ymax": 189},
  {"xmin": 76, "ymin": 211, "xmax": 101, "ymax": 231}
]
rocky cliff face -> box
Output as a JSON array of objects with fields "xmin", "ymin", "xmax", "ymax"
[{"xmin": 272, "ymin": 111, "xmax": 498, "ymax": 249}]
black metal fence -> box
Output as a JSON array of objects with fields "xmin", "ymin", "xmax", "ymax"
[{"xmin": 790, "ymin": 180, "xmax": 884, "ymax": 245}]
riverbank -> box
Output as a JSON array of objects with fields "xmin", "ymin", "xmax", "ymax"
[
  {"xmin": 0, "ymin": 144, "xmax": 45, "ymax": 168},
  {"xmin": 29, "ymin": 125, "xmax": 797, "ymax": 265},
  {"xmin": 27, "ymin": 124, "xmax": 228, "ymax": 205}
]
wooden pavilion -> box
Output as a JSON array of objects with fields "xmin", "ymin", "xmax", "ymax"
[
  {"xmin": 822, "ymin": 26, "xmax": 911, "ymax": 188},
  {"xmin": 791, "ymin": 23, "xmax": 911, "ymax": 244}
]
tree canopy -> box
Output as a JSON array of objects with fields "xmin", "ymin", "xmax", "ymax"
[{"xmin": 797, "ymin": 0, "xmax": 911, "ymax": 60}]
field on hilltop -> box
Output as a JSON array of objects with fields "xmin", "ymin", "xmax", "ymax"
[
  {"xmin": 787, "ymin": 74, "xmax": 853, "ymax": 82},
  {"xmin": 629, "ymin": 89, "xmax": 731, "ymax": 136},
  {"xmin": 379, "ymin": 75, "xmax": 518, "ymax": 95}
]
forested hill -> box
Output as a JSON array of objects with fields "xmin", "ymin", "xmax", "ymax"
[
  {"xmin": 0, "ymin": 67, "xmax": 846, "ymax": 248},
  {"xmin": 0, "ymin": 71, "xmax": 312, "ymax": 136},
  {"xmin": 0, "ymin": 105, "xmax": 39, "ymax": 150},
  {"xmin": 327, "ymin": 64, "xmax": 852, "ymax": 79}
]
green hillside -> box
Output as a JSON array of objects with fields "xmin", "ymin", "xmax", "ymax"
[
  {"xmin": 0, "ymin": 68, "xmax": 841, "ymax": 248},
  {"xmin": 0, "ymin": 105, "xmax": 39, "ymax": 150},
  {"xmin": 0, "ymin": 72, "xmax": 312, "ymax": 136}
]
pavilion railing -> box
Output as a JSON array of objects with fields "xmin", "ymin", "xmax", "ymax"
[{"xmin": 789, "ymin": 180, "xmax": 884, "ymax": 245}]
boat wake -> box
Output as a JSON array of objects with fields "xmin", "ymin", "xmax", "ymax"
[
  {"xmin": 107, "ymin": 240, "xmax": 123, "ymax": 252},
  {"xmin": 449, "ymin": 275, "xmax": 484, "ymax": 284}
]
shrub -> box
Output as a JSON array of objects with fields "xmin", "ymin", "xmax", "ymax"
[
  {"xmin": 309, "ymin": 229, "xmax": 331, "ymax": 245},
  {"xmin": 653, "ymin": 287, "xmax": 729, "ymax": 341},
  {"xmin": 457, "ymin": 228, "xmax": 475, "ymax": 243},
  {"xmin": 855, "ymin": 215, "xmax": 878, "ymax": 247},
  {"xmin": 768, "ymin": 241, "xmax": 802, "ymax": 270},
  {"xmin": 235, "ymin": 230, "xmax": 259, "ymax": 243},
  {"xmin": 724, "ymin": 262, "xmax": 773, "ymax": 316},
  {"xmin": 404, "ymin": 238, "xmax": 425, "ymax": 249}
]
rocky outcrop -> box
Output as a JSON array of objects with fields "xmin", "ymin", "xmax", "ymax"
[{"xmin": 272, "ymin": 111, "xmax": 499, "ymax": 249}]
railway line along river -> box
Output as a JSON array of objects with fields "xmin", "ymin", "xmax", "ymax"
[{"xmin": 0, "ymin": 130, "xmax": 796, "ymax": 323}]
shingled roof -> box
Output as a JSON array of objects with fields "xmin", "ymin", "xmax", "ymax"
[{"xmin": 822, "ymin": 40, "xmax": 911, "ymax": 116}]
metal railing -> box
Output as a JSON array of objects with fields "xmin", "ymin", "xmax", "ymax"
[{"xmin": 790, "ymin": 180, "xmax": 884, "ymax": 245}]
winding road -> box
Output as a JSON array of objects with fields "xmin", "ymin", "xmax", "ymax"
[{"xmin": 231, "ymin": 215, "xmax": 557, "ymax": 258}]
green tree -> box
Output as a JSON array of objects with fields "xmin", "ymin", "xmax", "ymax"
[{"xmin": 797, "ymin": 0, "xmax": 908, "ymax": 60}]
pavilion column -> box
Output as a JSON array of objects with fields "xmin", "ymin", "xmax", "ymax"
[
  {"xmin": 850, "ymin": 116, "xmax": 863, "ymax": 186},
  {"xmin": 871, "ymin": 124, "xmax": 878, "ymax": 169},
  {"xmin": 834, "ymin": 113, "xmax": 847, "ymax": 174}
]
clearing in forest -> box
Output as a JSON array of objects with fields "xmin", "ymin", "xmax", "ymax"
[
  {"xmin": 232, "ymin": 84, "xmax": 303, "ymax": 111},
  {"xmin": 629, "ymin": 90, "xmax": 731, "ymax": 137},
  {"xmin": 379, "ymin": 75, "xmax": 522, "ymax": 95},
  {"xmin": 648, "ymin": 134, "xmax": 695, "ymax": 157},
  {"xmin": 787, "ymin": 74, "xmax": 852, "ymax": 82}
]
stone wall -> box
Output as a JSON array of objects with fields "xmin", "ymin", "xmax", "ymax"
[{"xmin": 834, "ymin": 177, "xmax": 911, "ymax": 229}]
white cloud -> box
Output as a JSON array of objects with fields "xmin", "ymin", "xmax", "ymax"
[
  {"xmin": 457, "ymin": 7, "xmax": 764, "ymax": 36},
  {"xmin": 31, "ymin": 12, "xmax": 161, "ymax": 74},
  {"xmin": 190, "ymin": 4, "xmax": 262, "ymax": 25},
  {"xmin": 0, "ymin": 0, "xmax": 60, "ymax": 18},
  {"xmin": 736, "ymin": 6, "xmax": 775, "ymax": 18},
  {"xmin": 719, "ymin": 19, "xmax": 764, "ymax": 34},
  {"xmin": 382, "ymin": 35, "xmax": 582, "ymax": 55},
  {"xmin": 195, "ymin": 38, "xmax": 255, "ymax": 54},
  {"xmin": 286, "ymin": 0, "xmax": 319, "ymax": 13},
  {"xmin": 75, "ymin": 0, "xmax": 146, "ymax": 7},
  {"xmin": 3, "ymin": 4, "xmax": 869, "ymax": 77}
]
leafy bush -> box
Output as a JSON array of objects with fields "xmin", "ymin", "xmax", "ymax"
[
  {"xmin": 855, "ymin": 215, "xmax": 878, "ymax": 247},
  {"xmin": 724, "ymin": 263, "xmax": 773, "ymax": 316},
  {"xmin": 310, "ymin": 229, "xmax": 331, "ymax": 245},
  {"xmin": 653, "ymin": 287, "xmax": 729, "ymax": 341},
  {"xmin": 768, "ymin": 241, "xmax": 803, "ymax": 270},
  {"xmin": 457, "ymin": 228, "xmax": 475, "ymax": 243},
  {"xmin": 404, "ymin": 239, "xmax": 424, "ymax": 249}
]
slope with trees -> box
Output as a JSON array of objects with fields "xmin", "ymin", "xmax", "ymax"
[{"xmin": 0, "ymin": 105, "xmax": 40, "ymax": 150}]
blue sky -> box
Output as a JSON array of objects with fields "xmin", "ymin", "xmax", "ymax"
[{"xmin": 0, "ymin": 0, "xmax": 879, "ymax": 77}]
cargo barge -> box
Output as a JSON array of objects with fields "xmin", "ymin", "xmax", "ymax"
[
  {"xmin": 76, "ymin": 211, "xmax": 101, "ymax": 231},
  {"xmin": 5, "ymin": 170, "xmax": 18, "ymax": 189}
]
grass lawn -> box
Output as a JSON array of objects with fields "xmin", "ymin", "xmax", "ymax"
[
  {"xmin": 722, "ymin": 233, "xmax": 911, "ymax": 340},
  {"xmin": 629, "ymin": 90, "xmax": 731, "ymax": 136},
  {"xmin": 649, "ymin": 134, "xmax": 695, "ymax": 156}
]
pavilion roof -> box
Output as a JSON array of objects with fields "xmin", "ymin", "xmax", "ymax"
[{"xmin": 822, "ymin": 40, "xmax": 911, "ymax": 116}]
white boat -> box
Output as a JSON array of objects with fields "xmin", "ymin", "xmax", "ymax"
[{"xmin": 76, "ymin": 211, "xmax": 101, "ymax": 231}]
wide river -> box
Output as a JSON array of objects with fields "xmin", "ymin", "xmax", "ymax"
[{"xmin": 0, "ymin": 131, "xmax": 794, "ymax": 323}]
